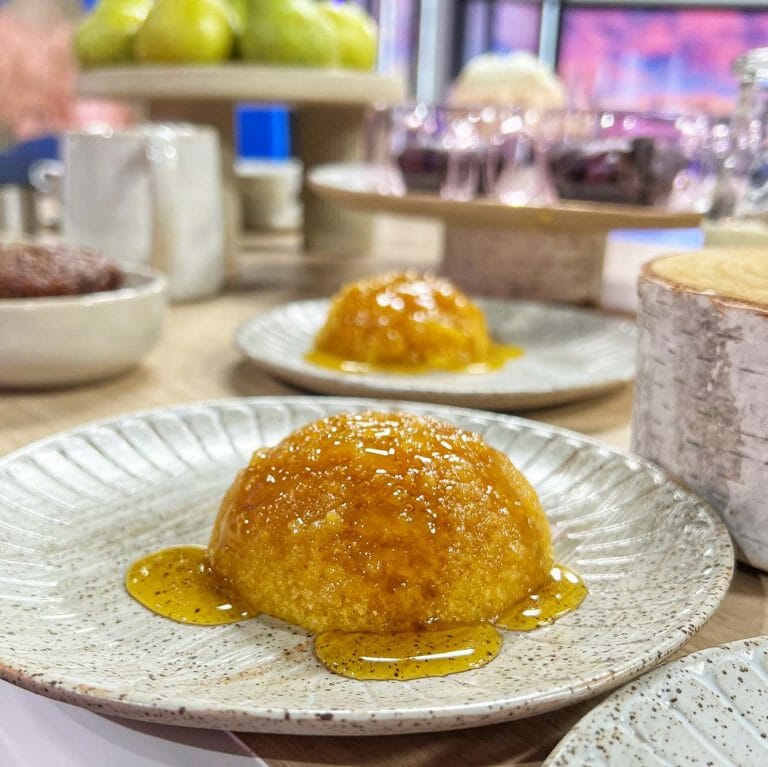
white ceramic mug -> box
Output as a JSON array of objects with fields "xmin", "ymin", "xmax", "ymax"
[{"xmin": 62, "ymin": 124, "xmax": 224, "ymax": 302}]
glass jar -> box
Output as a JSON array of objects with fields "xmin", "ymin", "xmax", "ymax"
[
  {"xmin": 731, "ymin": 48, "xmax": 768, "ymax": 215},
  {"xmin": 703, "ymin": 47, "xmax": 768, "ymax": 244}
]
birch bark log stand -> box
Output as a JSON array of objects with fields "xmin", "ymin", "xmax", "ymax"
[
  {"xmin": 308, "ymin": 163, "xmax": 702, "ymax": 305},
  {"xmin": 77, "ymin": 65, "xmax": 404, "ymax": 285},
  {"xmin": 631, "ymin": 249, "xmax": 768, "ymax": 569}
]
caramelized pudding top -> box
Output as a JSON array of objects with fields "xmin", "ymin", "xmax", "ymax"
[
  {"xmin": 312, "ymin": 271, "xmax": 496, "ymax": 371},
  {"xmin": 207, "ymin": 410, "xmax": 554, "ymax": 634}
]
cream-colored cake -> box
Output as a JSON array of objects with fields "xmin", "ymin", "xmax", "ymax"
[{"xmin": 649, "ymin": 248, "xmax": 768, "ymax": 306}]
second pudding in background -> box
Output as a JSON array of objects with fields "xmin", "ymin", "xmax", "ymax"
[{"xmin": 308, "ymin": 271, "xmax": 522, "ymax": 373}]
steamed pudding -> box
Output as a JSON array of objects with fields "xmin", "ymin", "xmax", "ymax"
[
  {"xmin": 126, "ymin": 410, "xmax": 585, "ymax": 680},
  {"xmin": 309, "ymin": 271, "xmax": 521, "ymax": 372},
  {"xmin": 208, "ymin": 410, "xmax": 553, "ymax": 633}
]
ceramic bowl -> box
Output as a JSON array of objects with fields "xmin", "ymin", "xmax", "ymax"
[{"xmin": 0, "ymin": 266, "xmax": 167, "ymax": 388}]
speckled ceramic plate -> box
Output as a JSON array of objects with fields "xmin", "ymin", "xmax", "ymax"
[
  {"xmin": 544, "ymin": 637, "xmax": 768, "ymax": 766},
  {"xmin": 0, "ymin": 397, "xmax": 732, "ymax": 735},
  {"xmin": 235, "ymin": 299, "xmax": 637, "ymax": 410}
]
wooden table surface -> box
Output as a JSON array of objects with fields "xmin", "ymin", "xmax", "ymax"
[{"xmin": 1, "ymin": 219, "xmax": 766, "ymax": 766}]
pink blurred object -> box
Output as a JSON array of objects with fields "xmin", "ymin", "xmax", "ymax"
[
  {"xmin": 71, "ymin": 99, "xmax": 136, "ymax": 132},
  {"xmin": 0, "ymin": 9, "xmax": 134, "ymax": 144}
]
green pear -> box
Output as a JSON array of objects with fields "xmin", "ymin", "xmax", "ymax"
[
  {"xmin": 98, "ymin": 0, "xmax": 154, "ymax": 11},
  {"xmin": 75, "ymin": 0, "xmax": 154, "ymax": 68},
  {"xmin": 217, "ymin": 0, "xmax": 248, "ymax": 56},
  {"xmin": 134, "ymin": 0, "xmax": 236, "ymax": 62},
  {"xmin": 240, "ymin": 0, "xmax": 337, "ymax": 67},
  {"xmin": 221, "ymin": 0, "xmax": 248, "ymax": 34},
  {"xmin": 318, "ymin": 1, "xmax": 377, "ymax": 70}
]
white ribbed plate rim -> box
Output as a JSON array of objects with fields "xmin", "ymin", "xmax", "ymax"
[
  {"xmin": 543, "ymin": 636, "xmax": 768, "ymax": 766},
  {"xmin": 235, "ymin": 299, "xmax": 637, "ymax": 410},
  {"xmin": 0, "ymin": 397, "xmax": 733, "ymax": 735}
]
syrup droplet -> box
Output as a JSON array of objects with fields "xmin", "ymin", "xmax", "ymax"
[
  {"xmin": 496, "ymin": 564, "xmax": 588, "ymax": 631},
  {"xmin": 125, "ymin": 545, "xmax": 252, "ymax": 625},
  {"xmin": 314, "ymin": 624, "xmax": 502, "ymax": 680},
  {"xmin": 304, "ymin": 343, "xmax": 523, "ymax": 375}
]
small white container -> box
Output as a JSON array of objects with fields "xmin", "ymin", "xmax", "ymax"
[
  {"xmin": 236, "ymin": 158, "xmax": 302, "ymax": 231},
  {"xmin": 0, "ymin": 185, "xmax": 35, "ymax": 236}
]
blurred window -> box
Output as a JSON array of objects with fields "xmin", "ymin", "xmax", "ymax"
[
  {"xmin": 558, "ymin": 5, "xmax": 768, "ymax": 115},
  {"xmin": 461, "ymin": 0, "xmax": 542, "ymax": 68},
  {"xmin": 357, "ymin": 0, "xmax": 420, "ymax": 81}
]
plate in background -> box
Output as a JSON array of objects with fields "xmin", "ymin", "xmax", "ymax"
[
  {"xmin": 236, "ymin": 299, "xmax": 637, "ymax": 410},
  {"xmin": 0, "ymin": 397, "xmax": 732, "ymax": 734},
  {"xmin": 544, "ymin": 637, "xmax": 768, "ymax": 766}
]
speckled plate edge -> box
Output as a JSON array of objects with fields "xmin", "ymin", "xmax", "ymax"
[
  {"xmin": 543, "ymin": 636, "xmax": 768, "ymax": 766},
  {"xmin": 234, "ymin": 299, "xmax": 637, "ymax": 410},
  {"xmin": 0, "ymin": 396, "xmax": 733, "ymax": 735}
]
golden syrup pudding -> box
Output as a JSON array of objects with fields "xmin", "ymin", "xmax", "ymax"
[
  {"xmin": 127, "ymin": 410, "xmax": 587, "ymax": 680},
  {"xmin": 307, "ymin": 271, "xmax": 522, "ymax": 373},
  {"xmin": 208, "ymin": 410, "xmax": 554, "ymax": 633}
]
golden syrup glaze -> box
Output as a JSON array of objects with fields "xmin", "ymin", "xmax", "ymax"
[
  {"xmin": 497, "ymin": 564, "xmax": 588, "ymax": 631},
  {"xmin": 304, "ymin": 343, "xmax": 523, "ymax": 375},
  {"xmin": 125, "ymin": 545, "xmax": 252, "ymax": 625},
  {"xmin": 125, "ymin": 398, "xmax": 581, "ymax": 680},
  {"xmin": 126, "ymin": 551, "xmax": 587, "ymax": 679},
  {"xmin": 314, "ymin": 624, "xmax": 502, "ymax": 681},
  {"xmin": 207, "ymin": 411, "xmax": 553, "ymax": 635}
]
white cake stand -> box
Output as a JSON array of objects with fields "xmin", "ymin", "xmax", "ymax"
[
  {"xmin": 78, "ymin": 65, "xmax": 405, "ymax": 275},
  {"xmin": 309, "ymin": 163, "xmax": 703, "ymax": 304}
]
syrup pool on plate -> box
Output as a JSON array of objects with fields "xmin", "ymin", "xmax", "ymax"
[
  {"xmin": 125, "ymin": 545, "xmax": 252, "ymax": 625},
  {"xmin": 305, "ymin": 343, "xmax": 523, "ymax": 375},
  {"xmin": 126, "ymin": 550, "xmax": 587, "ymax": 680}
]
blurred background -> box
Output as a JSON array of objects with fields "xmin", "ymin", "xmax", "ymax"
[
  {"xmin": 1, "ymin": 0, "xmax": 763, "ymax": 268},
  {"xmin": 1, "ymin": 0, "xmax": 766, "ymax": 151}
]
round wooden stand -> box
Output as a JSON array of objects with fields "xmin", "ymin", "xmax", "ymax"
[{"xmin": 309, "ymin": 164, "xmax": 702, "ymax": 304}]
